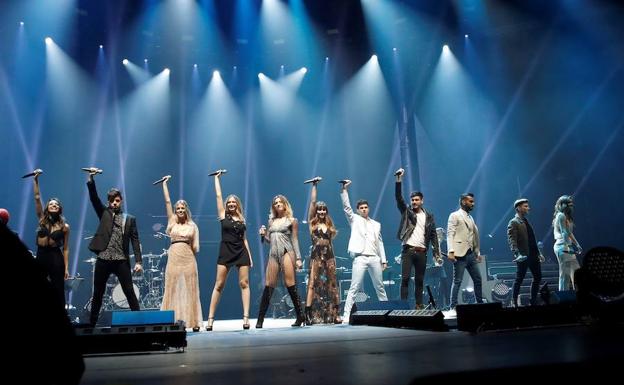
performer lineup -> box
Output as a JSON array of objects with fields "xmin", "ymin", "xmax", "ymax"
[{"xmin": 25, "ymin": 167, "xmax": 582, "ymax": 330}]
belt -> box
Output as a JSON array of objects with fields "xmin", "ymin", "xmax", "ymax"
[
  {"xmin": 171, "ymin": 240, "xmax": 190, "ymax": 245},
  {"xmin": 403, "ymin": 245, "xmax": 426, "ymax": 253}
]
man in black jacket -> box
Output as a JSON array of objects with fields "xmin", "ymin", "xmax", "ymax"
[
  {"xmin": 507, "ymin": 198, "xmax": 544, "ymax": 306},
  {"xmin": 395, "ymin": 168, "xmax": 441, "ymax": 309},
  {"xmin": 87, "ymin": 169, "xmax": 143, "ymax": 325}
]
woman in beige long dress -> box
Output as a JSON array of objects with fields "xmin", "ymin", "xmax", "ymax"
[{"xmin": 159, "ymin": 176, "xmax": 203, "ymax": 332}]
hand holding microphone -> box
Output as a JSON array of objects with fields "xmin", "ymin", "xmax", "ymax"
[
  {"xmin": 209, "ymin": 169, "xmax": 227, "ymax": 177},
  {"xmin": 304, "ymin": 176, "xmax": 322, "ymax": 185},
  {"xmin": 81, "ymin": 167, "xmax": 103, "ymax": 175},
  {"xmin": 22, "ymin": 169, "xmax": 43, "ymax": 179},
  {"xmin": 338, "ymin": 179, "xmax": 351, "ymax": 188},
  {"xmin": 394, "ymin": 167, "xmax": 405, "ymax": 177},
  {"xmin": 153, "ymin": 175, "xmax": 171, "ymax": 185}
]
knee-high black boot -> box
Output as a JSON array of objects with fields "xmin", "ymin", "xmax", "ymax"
[
  {"xmin": 256, "ymin": 286, "xmax": 274, "ymax": 329},
  {"xmin": 287, "ymin": 285, "xmax": 305, "ymax": 327}
]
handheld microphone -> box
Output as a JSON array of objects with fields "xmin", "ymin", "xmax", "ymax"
[
  {"xmin": 153, "ymin": 176, "xmax": 170, "ymax": 185},
  {"xmin": 304, "ymin": 177, "xmax": 322, "ymax": 184},
  {"xmin": 22, "ymin": 169, "xmax": 43, "ymax": 179},
  {"xmin": 208, "ymin": 169, "xmax": 227, "ymax": 177},
  {"xmin": 81, "ymin": 167, "xmax": 103, "ymax": 174},
  {"xmin": 394, "ymin": 168, "xmax": 404, "ymax": 176},
  {"xmin": 338, "ymin": 179, "xmax": 350, "ymax": 185}
]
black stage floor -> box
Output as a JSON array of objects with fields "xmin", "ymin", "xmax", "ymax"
[{"xmin": 80, "ymin": 317, "xmax": 624, "ymax": 385}]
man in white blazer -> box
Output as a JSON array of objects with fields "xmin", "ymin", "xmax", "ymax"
[
  {"xmin": 340, "ymin": 180, "xmax": 388, "ymax": 321},
  {"xmin": 447, "ymin": 193, "xmax": 483, "ymax": 309}
]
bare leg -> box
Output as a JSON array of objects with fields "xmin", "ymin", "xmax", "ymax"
[
  {"xmin": 238, "ymin": 266, "xmax": 250, "ymax": 328},
  {"xmin": 207, "ymin": 264, "xmax": 229, "ymax": 330}
]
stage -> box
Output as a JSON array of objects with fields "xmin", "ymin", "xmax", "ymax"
[{"xmin": 80, "ymin": 317, "xmax": 624, "ymax": 385}]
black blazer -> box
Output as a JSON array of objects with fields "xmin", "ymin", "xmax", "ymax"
[
  {"xmin": 395, "ymin": 182, "xmax": 440, "ymax": 257},
  {"xmin": 507, "ymin": 214, "xmax": 537, "ymax": 258},
  {"xmin": 87, "ymin": 180, "xmax": 142, "ymax": 263}
]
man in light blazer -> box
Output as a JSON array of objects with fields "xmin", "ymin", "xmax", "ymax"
[
  {"xmin": 340, "ymin": 180, "xmax": 388, "ymax": 322},
  {"xmin": 447, "ymin": 193, "xmax": 483, "ymax": 309}
]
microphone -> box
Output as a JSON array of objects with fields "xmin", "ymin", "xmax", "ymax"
[
  {"xmin": 153, "ymin": 176, "xmax": 170, "ymax": 185},
  {"xmin": 22, "ymin": 169, "xmax": 43, "ymax": 179},
  {"xmin": 208, "ymin": 169, "xmax": 227, "ymax": 177},
  {"xmin": 338, "ymin": 179, "xmax": 350, "ymax": 185},
  {"xmin": 304, "ymin": 177, "xmax": 322, "ymax": 184},
  {"xmin": 81, "ymin": 167, "xmax": 103, "ymax": 174},
  {"xmin": 394, "ymin": 168, "xmax": 404, "ymax": 176}
]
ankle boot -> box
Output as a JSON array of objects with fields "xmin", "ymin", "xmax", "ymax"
[
  {"xmin": 256, "ymin": 286, "xmax": 274, "ymax": 329},
  {"xmin": 305, "ymin": 306, "xmax": 313, "ymax": 326},
  {"xmin": 287, "ymin": 285, "xmax": 305, "ymax": 327}
]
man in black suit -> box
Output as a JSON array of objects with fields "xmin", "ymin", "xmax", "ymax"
[
  {"xmin": 507, "ymin": 198, "xmax": 544, "ymax": 307},
  {"xmin": 87, "ymin": 169, "xmax": 143, "ymax": 325},
  {"xmin": 395, "ymin": 168, "xmax": 442, "ymax": 309}
]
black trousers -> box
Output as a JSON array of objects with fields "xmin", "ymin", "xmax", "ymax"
[
  {"xmin": 36, "ymin": 246, "xmax": 66, "ymax": 308},
  {"xmin": 400, "ymin": 247, "xmax": 427, "ymax": 305},
  {"xmin": 90, "ymin": 259, "xmax": 140, "ymax": 324},
  {"xmin": 512, "ymin": 257, "xmax": 542, "ymax": 306}
]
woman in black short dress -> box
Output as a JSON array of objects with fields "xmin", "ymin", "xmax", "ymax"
[{"xmin": 206, "ymin": 171, "xmax": 253, "ymax": 330}]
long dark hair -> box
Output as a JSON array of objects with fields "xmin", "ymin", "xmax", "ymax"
[
  {"xmin": 553, "ymin": 195, "xmax": 574, "ymax": 226},
  {"xmin": 309, "ymin": 201, "xmax": 337, "ymax": 239},
  {"xmin": 39, "ymin": 197, "xmax": 66, "ymax": 228}
]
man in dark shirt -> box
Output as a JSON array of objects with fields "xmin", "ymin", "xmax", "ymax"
[
  {"xmin": 86, "ymin": 169, "xmax": 143, "ymax": 325},
  {"xmin": 507, "ymin": 198, "xmax": 544, "ymax": 306}
]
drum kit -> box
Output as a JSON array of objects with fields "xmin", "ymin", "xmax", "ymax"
[{"xmin": 82, "ymin": 250, "xmax": 168, "ymax": 311}]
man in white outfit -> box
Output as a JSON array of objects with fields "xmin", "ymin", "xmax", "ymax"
[
  {"xmin": 447, "ymin": 193, "xmax": 483, "ymax": 309},
  {"xmin": 340, "ymin": 180, "xmax": 388, "ymax": 322}
]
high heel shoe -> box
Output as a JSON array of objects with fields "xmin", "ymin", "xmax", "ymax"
[
  {"xmin": 192, "ymin": 326, "xmax": 200, "ymax": 332},
  {"xmin": 287, "ymin": 285, "xmax": 305, "ymax": 327},
  {"xmin": 205, "ymin": 317, "xmax": 214, "ymax": 331},
  {"xmin": 243, "ymin": 315, "xmax": 250, "ymax": 330}
]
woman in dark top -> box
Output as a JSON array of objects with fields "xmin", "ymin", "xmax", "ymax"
[
  {"xmin": 206, "ymin": 171, "xmax": 253, "ymax": 331},
  {"xmin": 32, "ymin": 169, "xmax": 70, "ymax": 307},
  {"xmin": 305, "ymin": 178, "xmax": 341, "ymax": 324}
]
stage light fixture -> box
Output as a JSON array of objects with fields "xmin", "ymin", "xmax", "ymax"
[
  {"xmin": 99, "ymin": 45, "xmax": 103, "ymax": 49},
  {"xmin": 122, "ymin": 59, "xmax": 129, "ymax": 65},
  {"xmin": 193, "ymin": 64, "xmax": 197, "ymax": 68},
  {"xmin": 164, "ymin": 68, "xmax": 170, "ymax": 75},
  {"xmin": 258, "ymin": 72, "xmax": 264, "ymax": 78},
  {"xmin": 301, "ymin": 67, "xmax": 307, "ymax": 73},
  {"xmin": 443, "ymin": 44, "xmax": 449, "ymax": 51},
  {"xmin": 45, "ymin": 37, "xmax": 53, "ymax": 44},
  {"xmin": 465, "ymin": 34, "xmax": 469, "ymax": 38},
  {"xmin": 213, "ymin": 70, "xmax": 220, "ymax": 77},
  {"xmin": 20, "ymin": 21, "xmax": 24, "ymax": 26},
  {"xmin": 144, "ymin": 59, "xmax": 148, "ymax": 63},
  {"xmin": 371, "ymin": 54, "xmax": 378, "ymax": 60}
]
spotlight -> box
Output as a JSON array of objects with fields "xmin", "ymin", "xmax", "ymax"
[
  {"xmin": 122, "ymin": 59, "xmax": 129, "ymax": 65},
  {"xmin": 144, "ymin": 59, "xmax": 148, "ymax": 63},
  {"xmin": 393, "ymin": 47, "xmax": 397, "ymax": 51},
  {"xmin": 325, "ymin": 57, "xmax": 329, "ymax": 61},
  {"xmin": 465, "ymin": 34, "xmax": 469, "ymax": 38},
  {"xmin": 213, "ymin": 70, "xmax": 220, "ymax": 77},
  {"xmin": 233, "ymin": 66, "xmax": 237, "ymax": 69},
  {"xmin": 371, "ymin": 54, "xmax": 378, "ymax": 61},
  {"xmin": 20, "ymin": 21, "xmax": 24, "ymax": 26},
  {"xmin": 45, "ymin": 37, "xmax": 53, "ymax": 45},
  {"xmin": 301, "ymin": 67, "xmax": 307, "ymax": 73},
  {"xmin": 193, "ymin": 63, "xmax": 197, "ymax": 68},
  {"xmin": 443, "ymin": 44, "xmax": 449, "ymax": 52},
  {"xmin": 164, "ymin": 68, "xmax": 170, "ymax": 75},
  {"xmin": 280, "ymin": 65, "xmax": 284, "ymax": 68},
  {"xmin": 258, "ymin": 72, "xmax": 264, "ymax": 78},
  {"xmin": 99, "ymin": 44, "xmax": 103, "ymax": 49}
]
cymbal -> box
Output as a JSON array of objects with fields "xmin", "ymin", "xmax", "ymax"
[{"xmin": 83, "ymin": 257, "xmax": 97, "ymax": 263}]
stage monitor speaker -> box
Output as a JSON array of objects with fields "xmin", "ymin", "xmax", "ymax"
[
  {"xmin": 456, "ymin": 302, "xmax": 503, "ymax": 332},
  {"xmin": 350, "ymin": 301, "xmax": 447, "ymax": 330},
  {"xmin": 74, "ymin": 320, "xmax": 187, "ymax": 354},
  {"xmin": 112, "ymin": 310, "xmax": 175, "ymax": 326}
]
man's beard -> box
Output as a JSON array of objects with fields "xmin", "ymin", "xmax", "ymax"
[{"xmin": 461, "ymin": 204, "xmax": 473, "ymax": 212}]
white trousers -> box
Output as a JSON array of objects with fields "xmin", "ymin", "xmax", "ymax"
[{"xmin": 343, "ymin": 254, "xmax": 388, "ymax": 320}]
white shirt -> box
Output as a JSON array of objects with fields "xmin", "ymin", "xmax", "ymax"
[
  {"xmin": 404, "ymin": 210, "xmax": 426, "ymax": 248},
  {"xmin": 361, "ymin": 218, "xmax": 379, "ymax": 256}
]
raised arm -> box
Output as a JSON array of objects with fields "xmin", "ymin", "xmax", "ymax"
[
  {"xmin": 308, "ymin": 180, "xmax": 319, "ymax": 224},
  {"xmin": 214, "ymin": 172, "xmax": 225, "ymax": 220},
  {"xmin": 340, "ymin": 180, "xmax": 355, "ymax": 225},
  {"xmin": 86, "ymin": 172, "xmax": 105, "ymax": 218},
  {"xmin": 395, "ymin": 168, "xmax": 407, "ymax": 213},
  {"xmin": 161, "ymin": 176, "xmax": 174, "ymax": 221},
  {"xmin": 32, "ymin": 171, "xmax": 44, "ymax": 220}
]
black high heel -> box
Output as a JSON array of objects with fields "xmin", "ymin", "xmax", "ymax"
[
  {"xmin": 205, "ymin": 317, "xmax": 214, "ymax": 331},
  {"xmin": 192, "ymin": 326, "xmax": 200, "ymax": 332},
  {"xmin": 287, "ymin": 285, "xmax": 305, "ymax": 327},
  {"xmin": 243, "ymin": 315, "xmax": 250, "ymax": 330}
]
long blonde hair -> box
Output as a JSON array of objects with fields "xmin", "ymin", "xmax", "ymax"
[
  {"xmin": 174, "ymin": 200, "xmax": 194, "ymax": 224},
  {"xmin": 269, "ymin": 194, "xmax": 294, "ymax": 220},
  {"xmin": 225, "ymin": 194, "xmax": 246, "ymax": 223}
]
